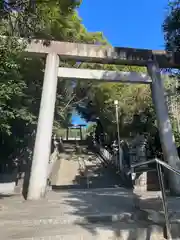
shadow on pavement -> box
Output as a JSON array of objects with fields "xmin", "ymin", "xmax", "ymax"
[
  {"xmin": 52, "ymin": 158, "xmax": 163, "ymax": 239},
  {"xmin": 50, "ymin": 144, "xmax": 164, "ymax": 239},
  {"xmin": 56, "ymin": 187, "xmax": 163, "ymax": 240}
]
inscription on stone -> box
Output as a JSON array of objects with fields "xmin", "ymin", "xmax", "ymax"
[{"xmin": 106, "ymin": 47, "xmax": 155, "ymax": 62}]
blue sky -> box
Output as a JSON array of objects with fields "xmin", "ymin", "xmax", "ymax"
[
  {"xmin": 71, "ymin": 111, "xmax": 87, "ymax": 125},
  {"xmin": 72, "ymin": 0, "xmax": 169, "ymax": 125},
  {"xmin": 79, "ymin": 0, "xmax": 168, "ymax": 49}
]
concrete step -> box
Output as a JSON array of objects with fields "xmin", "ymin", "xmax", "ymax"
[
  {"xmin": 0, "ymin": 188, "xmax": 134, "ymax": 217},
  {"xmin": 0, "ymin": 188, "xmax": 169, "ymax": 239},
  {"xmin": 0, "ymin": 218, "xmax": 165, "ymax": 240},
  {"xmin": 4, "ymin": 225, "xmax": 166, "ymax": 240},
  {"xmin": 134, "ymin": 189, "xmax": 180, "ymax": 239}
]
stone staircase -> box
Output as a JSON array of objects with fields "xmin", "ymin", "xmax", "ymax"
[
  {"xmin": 0, "ymin": 188, "xmax": 165, "ymax": 240},
  {"xmin": 0, "ymin": 143, "xmax": 179, "ymax": 239}
]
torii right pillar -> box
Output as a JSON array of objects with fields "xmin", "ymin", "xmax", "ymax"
[{"xmin": 148, "ymin": 61, "xmax": 180, "ymax": 195}]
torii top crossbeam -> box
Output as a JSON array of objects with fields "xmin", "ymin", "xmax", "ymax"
[{"xmin": 25, "ymin": 39, "xmax": 180, "ymax": 68}]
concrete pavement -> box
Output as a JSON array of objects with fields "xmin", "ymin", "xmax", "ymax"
[{"xmin": 0, "ymin": 143, "xmax": 166, "ymax": 239}]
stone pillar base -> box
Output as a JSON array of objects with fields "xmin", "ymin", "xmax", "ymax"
[{"xmin": 134, "ymin": 170, "xmax": 161, "ymax": 191}]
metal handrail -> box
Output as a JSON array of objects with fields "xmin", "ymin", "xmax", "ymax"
[
  {"xmin": 131, "ymin": 158, "xmax": 180, "ymax": 177},
  {"xmin": 130, "ymin": 158, "xmax": 180, "ymax": 240}
]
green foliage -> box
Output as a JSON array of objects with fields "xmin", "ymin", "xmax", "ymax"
[
  {"xmin": 163, "ymin": 0, "xmax": 180, "ymax": 144},
  {"xmin": 163, "ymin": 0, "xmax": 180, "ymax": 82},
  {"xmin": 163, "ymin": 0, "xmax": 180, "ymax": 51},
  {"xmin": 0, "ymin": 36, "xmax": 36, "ymax": 164},
  {"xmin": 164, "ymin": 75, "xmax": 180, "ymax": 146},
  {"xmin": 0, "ymin": 0, "xmax": 109, "ymax": 168},
  {"xmin": 173, "ymin": 128, "xmax": 180, "ymax": 146},
  {"xmin": 86, "ymin": 123, "xmax": 97, "ymax": 135},
  {"xmin": 0, "ymin": 37, "xmax": 34, "ymax": 132},
  {"xmin": 76, "ymin": 77, "xmax": 154, "ymax": 140}
]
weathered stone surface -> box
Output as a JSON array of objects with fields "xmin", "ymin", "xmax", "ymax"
[
  {"xmin": 24, "ymin": 37, "xmax": 180, "ymax": 68},
  {"xmin": 0, "ymin": 186, "xmax": 166, "ymax": 239},
  {"xmin": 133, "ymin": 187, "xmax": 180, "ymax": 239},
  {"xmin": 135, "ymin": 171, "xmax": 160, "ymax": 191},
  {"xmin": 0, "ymin": 191, "xmax": 164, "ymax": 240},
  {"xmin": 0, "ymin": 182, "xmax": 16, "ymax": 195},
  {"xmin": 58, "ymin": 67, "xmax": 152, "ymax": 83},
  {"xmin": 0, "ymin": 144, "xmax": 168, "ymax": 239},
  {"xmin": 0, "ymin": 221, "xmax": 165, "ymax": 240}
]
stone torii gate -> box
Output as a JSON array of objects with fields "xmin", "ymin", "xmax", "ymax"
[
  {"xmin": 66, "ymin": 124, "xmax": 86, "ymax": 141},
  {"xmin": 24, "ymin": 39, "xmax": 180, "ymax": 200}
]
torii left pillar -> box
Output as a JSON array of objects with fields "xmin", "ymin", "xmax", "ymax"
[{"xmin": 27, "ymin": 53, "xmax": 59, "ymax": 200}]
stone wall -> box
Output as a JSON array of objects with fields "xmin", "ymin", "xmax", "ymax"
[
  {"xmin": 0, "ymin": 171, "xmax": 17, "ymax": 195},
  {"xmin": 47, "ymin": 147, "xmax": 60, "ymax": 184}
]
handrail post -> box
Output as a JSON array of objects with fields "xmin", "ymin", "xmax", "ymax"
[
  {"xmin": 156, "ymin": 163, "xmax": 172, "ymax": 240},
  {"xmin": 131, "ymin": 158, "xmax": 180, "ymax": 239}
]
